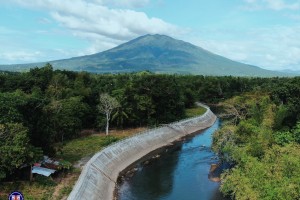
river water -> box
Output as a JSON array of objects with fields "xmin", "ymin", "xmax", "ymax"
[{"xmin": 117, "ymin": 119, "xmax": 227, "ymax": 200}]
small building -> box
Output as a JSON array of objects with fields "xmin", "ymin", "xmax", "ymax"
[{"xmin": 32, "ymin": 166, "xmax": 56, "ymax": 177}]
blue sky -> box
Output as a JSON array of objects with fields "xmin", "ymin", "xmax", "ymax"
[{"xmin": 1, "ymin": 0, "xmax": 300, "ymax": 71}]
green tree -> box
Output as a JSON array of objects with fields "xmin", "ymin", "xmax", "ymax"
[
  {"xmin": 46, "ymin": 73, "xmax": 69, "ymax": 100},
  {"xmin": 0, "ymin": 90, "xmax": 27, "ymax": 124},
  {"xmin": 221, "ymin": 144, "xmax": 300, "ymax": 200},
  {"xmin": 0, "ymin": 123, "xmax": 41, "ymax": 180},
  {"xmin": 44, "ymin": 96, "xmax": 88, "ymax": 143}
]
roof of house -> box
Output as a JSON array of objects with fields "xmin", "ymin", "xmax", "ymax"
[{"xmin": 32, "ymin": 166, "xmax": 56, "ymax": 177}]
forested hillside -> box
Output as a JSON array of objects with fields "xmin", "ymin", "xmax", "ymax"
[
  {"xmin": 0, "ymin": 35, "xmax": 286, "ymax": 77},
  {"xmin": 1, "ymin": 64, "xmax": 300, "ymax": 199}
]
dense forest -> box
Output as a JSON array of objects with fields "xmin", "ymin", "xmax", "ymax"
[
  {"xmin": 1, "ymin": 64, "xmax": 300, "ymax": 199},
  {"xmin": 213, "ymin": 79, "xmax": 300, "ymax": 199}
]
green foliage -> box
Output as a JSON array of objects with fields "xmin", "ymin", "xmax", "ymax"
[
  {"xmin": 183, "ymin": 88, "xmax": 196, "ymax": 108},
  {"xmin": 0, "ymin": 180, "xmax": 56, "ymax": 200},
  {"xmin": 58, "ymin": 185, "xmax": 73, "ymax": 198},
  {"xmin": 58, "ymin": 160, "xmax": 72, "ymax": 170},
  {"xmin": 185, "ymin": 106, "xmax": 207, "ymax": 118},
  {"xmin": 271, "ymin": 79, "xmax": 300, "ymax": 127},
  {"xmin": 214, "ymin": 92, "xmax": 300, "ymax": 199},
  {"xmin": 292, "ymin": 122, "xmax": 300, "ymax": 143},
  {"xmin": 45, "ymin": 96, "xmax": 89, "ymax": 141},
  {"xmin": 100, "ymin": 136, "xmax": 119, "ymax": 146},
  {"xmin": 274, "ymin": 131, "xmax": 295, "ymax": 145},
  {"xmin": 274, "ymin": 121, "xmax": 300, "ymax": 145},
  {"xmin": 0, "ymin": 90, "xmax": 27, "ymax": 123},
  {"xmin": 273, "ymin": 105, "xmax": 290, "ymax": 130},
  {"xmin": 112, "ymin": 106, "xmax": 129, "ymax": 128},
  {"xmin": 60, "ymin": 135, "xmax": 120, "ymax": 163},
  {"xmin": 0, "ymin": 123, "xmax": 41, "ymax": 180},
  {"xmin": 212, "ymin": 125, "xmax": 236, "ymax": 163},
  {"xmin": 35, "ymin": 175, "xmax": 57, "ymax": 187},
  {"xmin": 2, "ymin": 64, "xmax": 300, "ymax": 190},
  {"xmin": 221, "ymin": 144, "xmax": 300, "ymax": 200}
]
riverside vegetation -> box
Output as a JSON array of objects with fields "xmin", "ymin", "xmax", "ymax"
[
  {"xmin": 213, "ymin": 85, "xmax": 300, "ymax": 199},
  {"xmin": 0, "ymin": 64, "xmax": 300, "ymax": 199}
]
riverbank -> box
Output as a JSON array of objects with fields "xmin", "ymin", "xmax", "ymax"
[
  {"xmin": 117, "ymin": 119, "xmax": 225, "ymax": 200},
  {"xmin": 68, "ymin": 107, "xmax": 216, "ymax": 200},
  {"xmin": 114, "ymin": 130, "xmax": 205, "ymax": 200},
  {"xmin": 0, "ymin": 107, "xmax": 205, "ymax": 200}
]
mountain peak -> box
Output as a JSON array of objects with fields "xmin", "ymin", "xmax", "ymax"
[
  {"xmin": 121, "ymin": 34, "xmax": 174, "ymax": 46},
  {"xmin": 136, "ymin": 34, "xmax": 173, "ymax": 40},
  {"xmin": 0, "ymin": 34, "xmax": 286, "ymax": 77},
  {"xmin": 111, "ymin": 34, "xmax": 197, "ymax": 53}
]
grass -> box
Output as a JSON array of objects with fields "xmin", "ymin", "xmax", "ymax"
[
  {"xmin": 53, "ymin": 170, "xmax": 80, "ymax": 200},
  {"xmin": 185, "ymin": 106, "xmax": 207, "ymax": 118},
  {"xmin": 0, "ymin": 179, "xmax": 55, "ymax": 200},
  {"xmin": 0, "ymin": 127, "xmax": 146, "ymax": 200},
  {"xmin": 59, "ymin": 135, "xmax": 119, "ymax": 163},
  {"xmin": 58, "ymin": 127, "xmax": 147, "ymax": 163}
]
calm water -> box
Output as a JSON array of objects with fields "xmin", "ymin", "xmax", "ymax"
[{"xmin": 118, "ymin": 119, "xmax": 226, "ymax": 200}]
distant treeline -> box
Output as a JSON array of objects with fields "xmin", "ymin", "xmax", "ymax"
[{"xmin": 0, "ymin": 64, "xmax": 300, "ymax": 181}]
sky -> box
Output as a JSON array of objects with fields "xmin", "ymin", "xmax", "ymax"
[{"xmin": 0, "ymin": 0, "xmax": 300, "ymax": 71}]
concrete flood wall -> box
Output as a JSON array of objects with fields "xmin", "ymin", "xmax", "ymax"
[{"xmin": 68, "ymin": 106, "xmax": 217, "ymax": 200}]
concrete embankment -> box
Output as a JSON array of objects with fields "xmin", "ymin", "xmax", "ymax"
[{"xmin": 68, "ymin": 106, "xmax": 217, "ymax": 200}]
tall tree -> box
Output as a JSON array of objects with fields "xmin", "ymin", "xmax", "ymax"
[
  {"xmin": 98, "ymin": 93, "xmax": 119, "ymax": 135},
  {"xmin": 0, "ymin": 123, "xmax": 41, "ymax": 180}
]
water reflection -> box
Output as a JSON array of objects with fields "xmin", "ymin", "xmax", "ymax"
[
  {"xmin": 119, "ymin": 145, "xmax": 181, "ymax": 200},
  {"xmin": 118, "ymin": 119, "xmax": 226, "ymax": 200}
]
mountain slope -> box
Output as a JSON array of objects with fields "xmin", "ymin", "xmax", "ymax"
[{"xmin": 0, "ymin": 34, "xmax": 286, "ymax": 77}]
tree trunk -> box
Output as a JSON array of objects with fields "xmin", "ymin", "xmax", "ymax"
[
  {"xmin": 30, "ymin": 165, "xmax": 33, "ymax": 182},
  {"xmin": 106, "ymin": 113, "xmax": 109, "ymax": 135}
]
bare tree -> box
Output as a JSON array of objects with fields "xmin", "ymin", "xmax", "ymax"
[
  {"xmin": 98, "ymin": 93, "xmax": 120, "ymax": 135},
  {"xmin": 218, "ymin": 99, "xmax": 247, "ymax": 125}
]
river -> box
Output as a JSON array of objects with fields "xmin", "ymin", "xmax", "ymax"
[{"xmin": 117, "ymin": 118, "xmax": 227, "ymax": 200}]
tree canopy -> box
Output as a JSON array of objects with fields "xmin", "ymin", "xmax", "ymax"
[{"xmin": 1, "ymin": 63, "xmax": 300, "ymax": 190}]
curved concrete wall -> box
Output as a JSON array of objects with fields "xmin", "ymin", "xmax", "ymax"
[{"xmin": 68, "ymin": 106, "xmax": 217, "ymax": 200}]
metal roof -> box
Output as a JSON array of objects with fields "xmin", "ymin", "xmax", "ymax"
[{"xmin": 32, "ymin": 166, "xmax": 56, "ymax": 177}]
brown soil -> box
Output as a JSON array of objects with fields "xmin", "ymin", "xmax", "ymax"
[
  {"xmin": 208, "ymin": 163, "xmax": 221, "ymax": 182},
  {"xmin": 52, "ymin": 173, "xmax": 79, "ymax": 200}
]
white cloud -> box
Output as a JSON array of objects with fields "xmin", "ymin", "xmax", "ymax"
[
  {"xmin": 38, "ymin": 17, "xmax": 52, "ymax": 24},
  {"xmin": 189, "ymin": 26, "xmax": 300, "ymax": 70},
  {"xmin": 0, "ymin": 51, "xmax": 42, "ymax": 63},
  {"xmin": 95, "ymin": 0, "xmax": 150, "ymax": 8},
  {"xmin": 265, "ymin": 0, "xmax": 299, "ymax": 10},
  {"xmin": 72, "ymin": 32, "xmax": 125, "ymax": 55},
  {"xmin": 8, "ymin": 0, "xmax": 181, "ymax": 55},
  {"xmin": 243, "ymin": 0, "xmax": 300, "ymax": 10},
  {"xmin": 286, "ymin": 13, "xmax": 300, "ymax": 20},
  {"xmin": 2, "ymin": 0, "xmax": 299, "ymax": 71}
]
